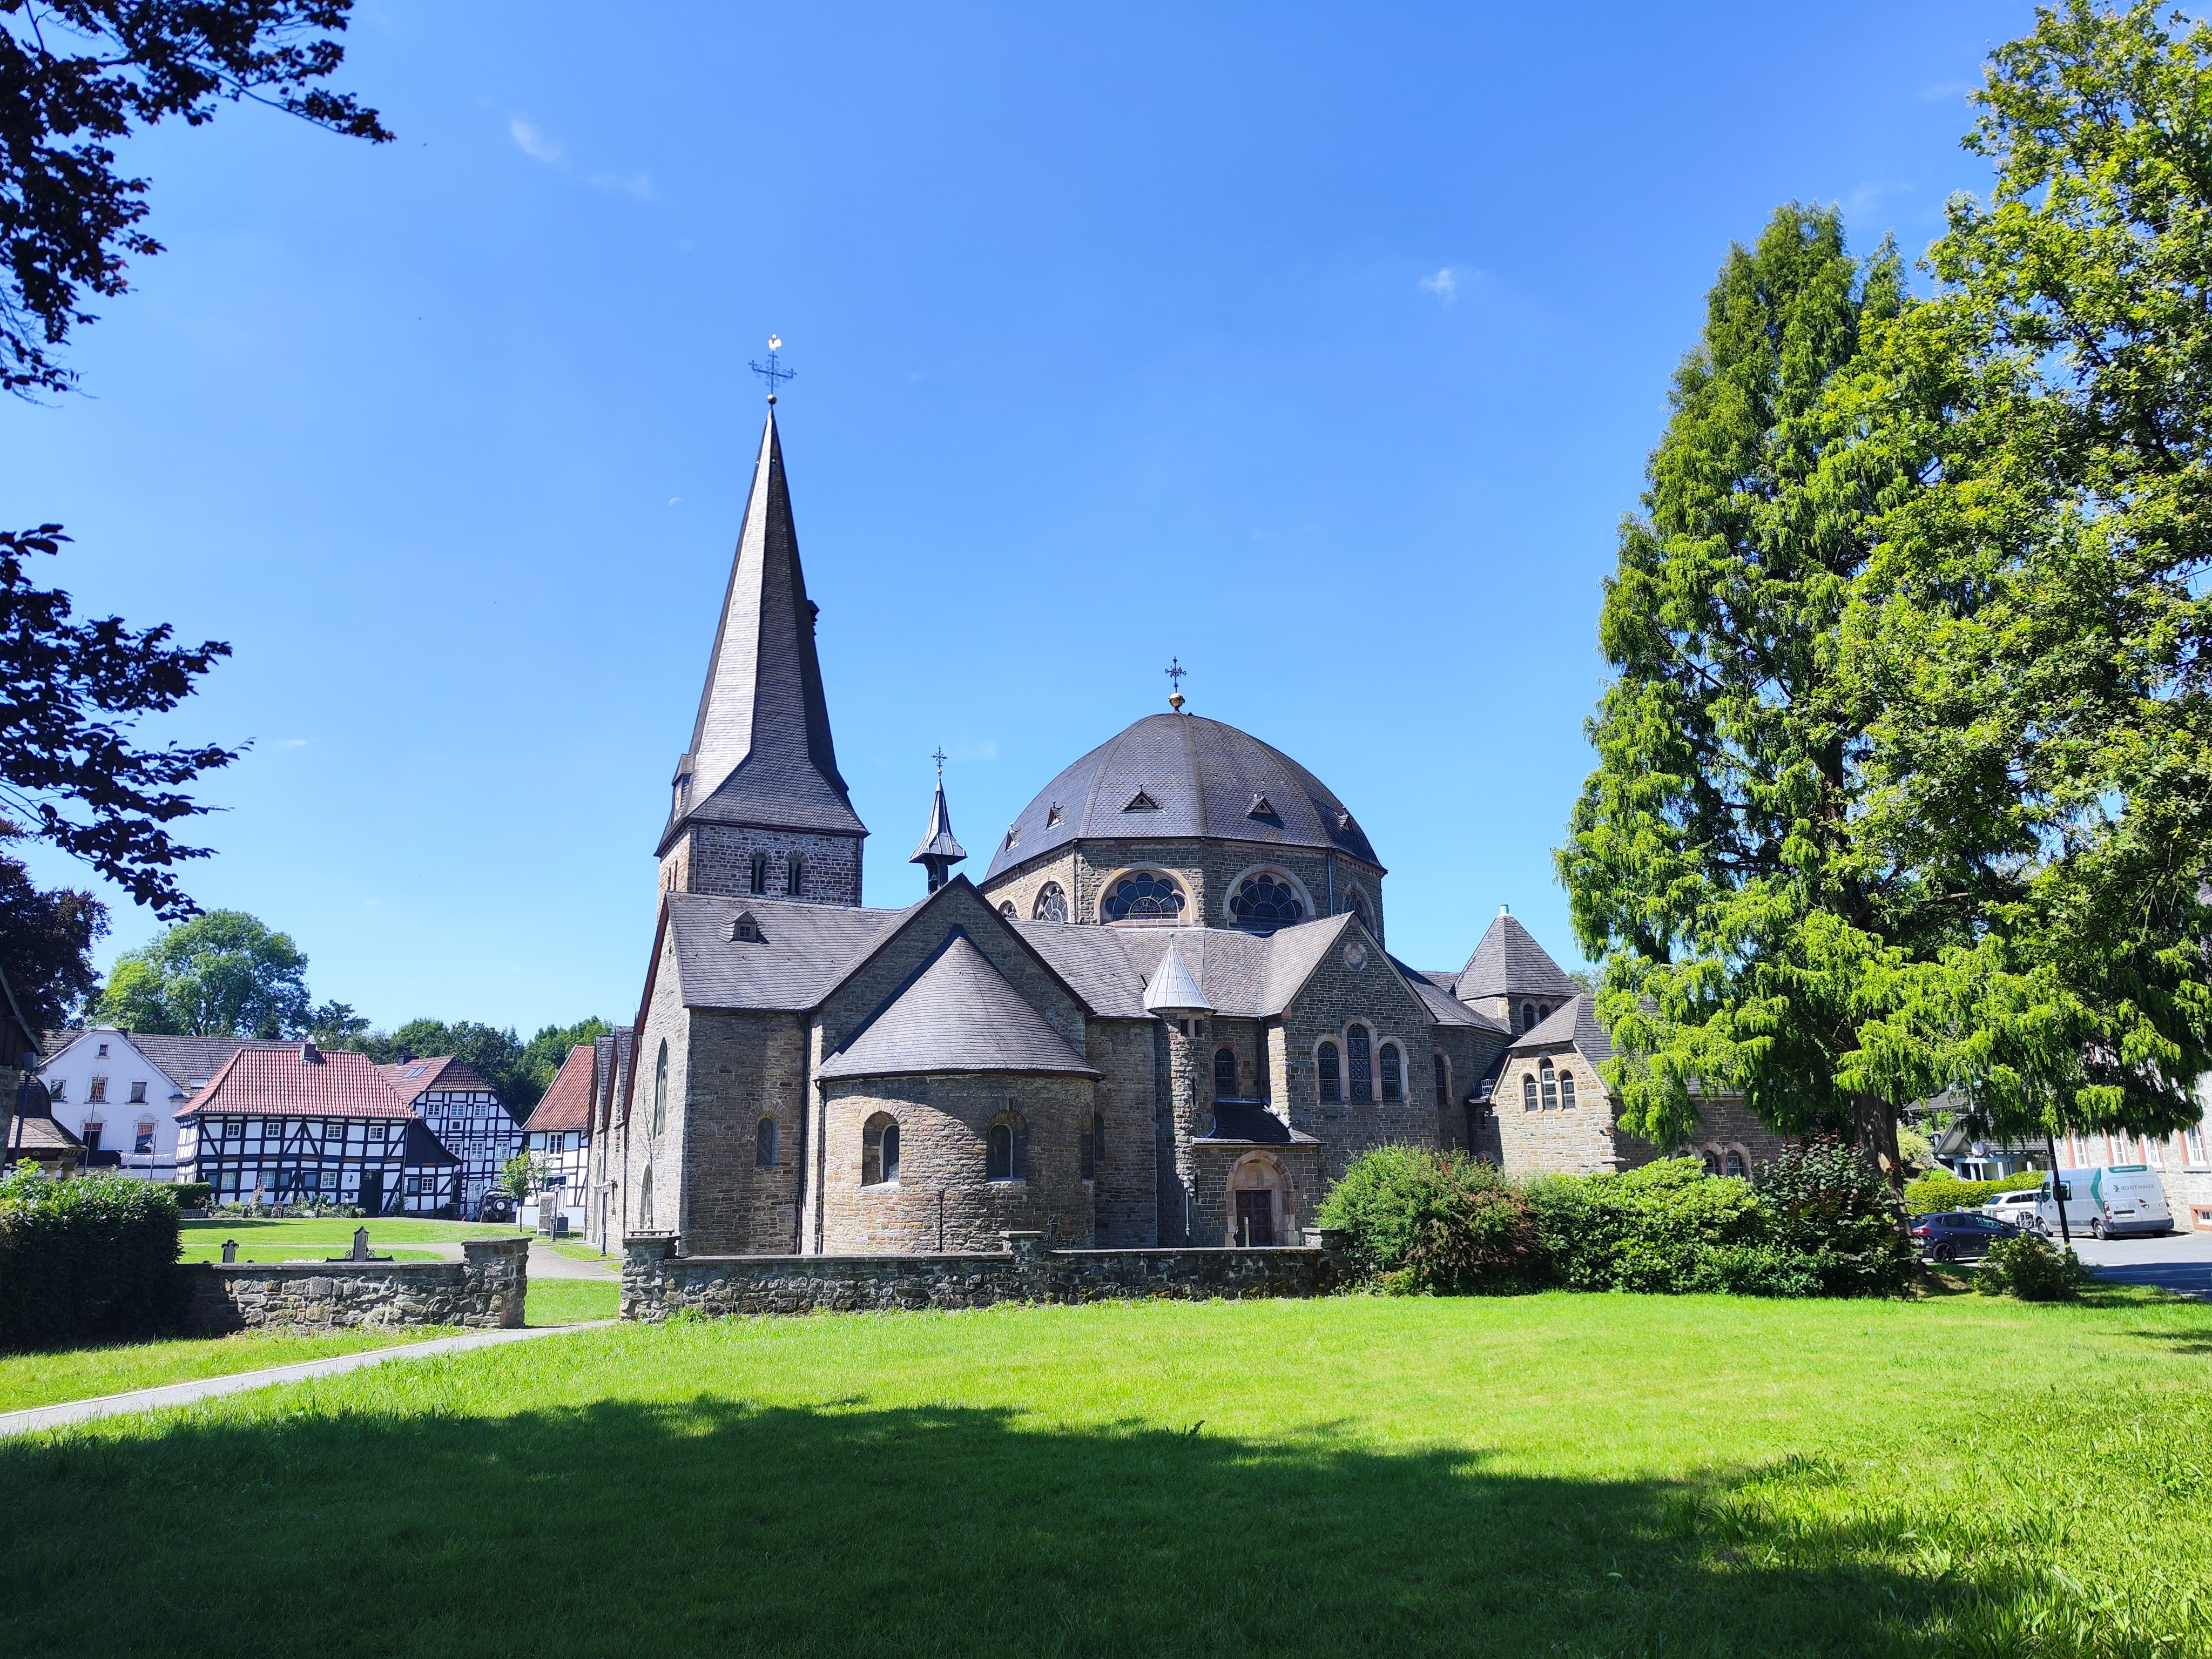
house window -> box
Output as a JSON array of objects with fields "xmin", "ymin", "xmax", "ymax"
[
  {"xmin": 1102, "ymin": 871, "xmax": 1185, "ymax": 923},
  {"xmin": 1540, "ymin": 1061, "xmax": 1558, "ymax": 1110},
  {"xmin": 1559, "ymin": 1070, "xmax": 1576, "ymax": 1110},
  {"xmin": 750, "ymin": 853, "xmax": 768, "ymax": 895},
  {"xmin": 1724, "ymin": 1148, "xmax": 1746, "ymax": 1177},
  {"xmin": 1346, "ymin": 1026, "xmax": 1373, "ymax": 1103},
  {"xmin": 1379, "ymin": 1043, "xmax": 1402, "ymax": 1102},
  {"xmin": 129, "ymin": 1080, "xmax": 147, "ymax": 1104},
  {"xmin": 2187, "ymin": 1127, "xmax": 2207, "ymax": 1166},
  {"xmin": 1318, "ymin": 1043, "xmax": 1341, "ymax": 1105},
  {"xmin": 652, "ymin": 1040, "xmax": 668, "ymax": 1136},
  {"xmin": 1230, "ymin": 874, "xmax": 1303, "ymax": 929},
  {"xmin": 96, "ymin": 1043, "xmax": 107, "ymax": 1057},
  {"xmin": 1523, "ymin": 1074, "xmax": 1539, "ymax": 1111},
  {"xmin": 755, "ymin": 1116, "xmax": 778, "ymax": 1168},
  {"xmin": 1214, "ymin": 1047, "xmax": 1238, "ymax": 1098},
  {"xmin": 1033, "ymin": 882, "xmax": 1069, "ymax": 923},
  {"xmin": 133, "ymin": 1122, "xmax": 154, "ymax": 1155},
  {"xmin": 47, "ymin": 1078, "xmax": 65, "ymax": 1103},
  {"xmin": 786, "ymin": 854, "xmax": 803, "ymax": 896},
  {"xmin": 83, "ymin": 1123, "xmax": 103, "ymax": 1152},
  {"xmin": 1433, "ymin": 1054, "xmax": 1449, "ymax": 1112},
  {"xmin": 88, "ymin": 1075, "xmax": 107, "ymax": 1104}
]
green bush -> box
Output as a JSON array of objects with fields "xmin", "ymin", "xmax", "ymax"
[
  {"xmin": 1315, "ymin": 1146, "xmax": 1545, "ymax": 1293},
  {"xmin": 1979, "ymin": 1232, "xmax": 2092, "ymax": 1301},
  {"xmin": 1752, "ymin": 1142, "xmax": 1919, "ymax": 1297},
  {"xmin": 1903, "ymin": 1169, "xmax": 2044, "ymax": 1215},
  {"xmin": 172, "ymin": 1182, "xmax": 212, "ymax": 1209},
  {"xmin": 1526, "ymin": 1158, "xmax": 1766, "ymax": 1293},
  {"xmin": 0, "ymin": 1162, "xmax": 185, "ymax": 1349}
]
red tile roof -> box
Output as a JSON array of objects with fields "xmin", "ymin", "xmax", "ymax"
[
  {"xmin": 522, "ymin": 1043, "xmax": 596, "ymax": 1135},
  {"xmin": 378, "ymin": 1056, "xmax": 498, "ymax": 1102},
  {"xmin": 176, "ymin": 1046, "xmax": 417, "ymax": 1121}
]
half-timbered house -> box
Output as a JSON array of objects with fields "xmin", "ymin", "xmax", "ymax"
[
  {"xmin": 521, "ymin": 1042, "xmax": 595, "ymax": 1229},
  {"xmin": 379, "ymin": 1057, "xmax": 522, "ymax": 1220}
]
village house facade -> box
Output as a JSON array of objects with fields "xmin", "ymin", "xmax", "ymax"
[
  {"xmin": 36, "ymin": 1029, "xmax": 289, "ymax": 1182},
  {"xmin": 521, "ymin": 1042, "xmax": 595, "ymax": 1229},
  {"xmin": 379, "ymin": 1057, "xmax": 521, "ymax": 1220}
]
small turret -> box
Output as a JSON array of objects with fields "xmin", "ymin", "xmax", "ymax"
[{"xmin": 908, "ymin": 752, "xmax": 967, "ymax": 894}]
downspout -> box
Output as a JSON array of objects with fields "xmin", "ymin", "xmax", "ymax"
[
  {"xmin": 1325, "ymin": 852, "xmax": 1336, "ymax": 916},
  {"xmin": 812, "ymin": 1075, "xmax": 829, "ymax": 1255}
]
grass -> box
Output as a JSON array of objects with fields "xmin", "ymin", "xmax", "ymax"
[
  {"xmin": 524, "ymin": 1278, "xmax": 619, "ymax": 1325},
  {"xmin": 180, "ymin": 1217, "xmax": 523, "ymax": 1254},
  {"xmin": 548, "ymin": 1239, "xmax": 613, "ymax": 1263},
  {"xmin": 0, "ymin": 1327, "xmax": 460, "ymax": 1413},
  {"xmin": 3, "ymin": 1286, "xmax": 2209, "ymax": 1657}
]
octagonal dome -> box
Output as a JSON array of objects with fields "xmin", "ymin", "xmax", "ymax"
[{"xmin": 982, "ymin": 713, "xmax": 1381, "ymax": 880}]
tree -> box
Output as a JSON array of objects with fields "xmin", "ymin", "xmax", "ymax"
[
  {"xmin": 359, "ymin": 1016, "xmax": 608, "ymax": 1114},
  {"xmin": 96, "ymin": 908, "xmax": 309, "ymax": 1036},
  {"xmin": 498, "ymin": 1150, "xmax": 544, "ymax": 1204},
  {"xmin": 1559, "ymin": 204, "xmax": 1931, "ymax": 1183},
  {"xmin": 518, "ymin": 1017, "xmax": 609, "ymax": 1102},
  {"xmin": 304, "ymin": 999, "xmax": 366, "ymax": 1045},
  {"xmin": 0, "ymin": 824, "xmax": 104, "ymax": 1030},
  {"xmin": 2, "ymin": 0, "xmax": 390, "ymax": 397}
]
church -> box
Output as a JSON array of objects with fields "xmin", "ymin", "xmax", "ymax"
[{"xmin": 583, "ymin": 406, "xmax": 1780, "ymax": 1258}]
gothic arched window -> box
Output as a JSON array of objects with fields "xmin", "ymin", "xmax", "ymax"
[
  {"xmin": 1559, "ymin": 1070, "xmax": 1576, "ymax": 1110},
  {"xmin": 1230, "ymin": 873, "xmax": 1303, "ymax": 929},
  {"xmin": 1347, "ymin": 1025, "xmax": 1373, "ymax": 1104},
  {"xmin": 652, "ymin": 1040, "xmax": 668, "ymax": 1136},
  {"xmin": 1033, "ymin": 882, "xmax": 1069, "ymax": 923},
  {"xmin": 638, "ymin": 1165, "xmax": 655, "ymax": 1231},
  {"xmin": 1522, "ymin": 1074, "xmax": 1539, "ymax": 1112},
  {"xmin": 1348, "ymin": 891, "xmax": 1372, "ymax": 932},
  {"xmin": 755, "ymin": 1116, "xmax": 778, "ymax": 1168},
  {"xmin": 1540, "ymin": 1060, "xmax": 1558, "ymax": 1110},
  {"xmin": 750, "ymin": 853, "xmax": 768, "ymax": 895},
  {"xmin": 1433, "ymin": 1053, "xmax": 1449, "ymax": 1111},
  {"xmin": 1318, "ymin": 1043, "xmax": 1341, "ymax": 1104},
  {"xmin": 1379, "ymin": 1043, "xmax": 1402, "ymax": 1101},
  {"xmin": 1102, "ymin": 871, "xmax": 1186, "ymax": 923},
  {"xmin": 786, "ymin": 853, "xmax": 803, "ymax": 896},
  {"xmin": 1214, "ymin": 1047, "xmax": 1238, "ymax": 1098},
  {"xmin": 1724, "ymin": 1148, "xmax": 1746, "ymax": 1178}
]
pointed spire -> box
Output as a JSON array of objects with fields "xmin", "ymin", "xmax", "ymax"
[
  {"xmin": 909, "ymin": 752, "xmax": 967, "ymax": 893},
  {"xmin": 1142, "ymin": 935, "xmax": 1213, "ymax": 1015},
  {"xmin": 664, "ymin": 409, "xmax": 866, "ymax": 850}
]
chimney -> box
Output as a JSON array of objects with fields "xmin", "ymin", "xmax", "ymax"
[{"xmin": 301, "ymin": 1040, "xmax": 322, "ymax": 1064}]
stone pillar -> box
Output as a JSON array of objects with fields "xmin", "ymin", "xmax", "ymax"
[
  {"xmin": 1309, "ymin": 1225, "xmax": 1353, "ymax": 1287},
  {"xmin": 1162, "ymin": 1016, "xmax": 1213, "ymax": 1246},
  {"xmin": 621, "ymin": 1233, "xmax": 678, "ymax": 1322},
  {"xmin": 461, "ymin": 1236, "xmax": 530, "ymax": 1327}
]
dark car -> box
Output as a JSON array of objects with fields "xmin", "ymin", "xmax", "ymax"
[
  {"xmin": 477, "ymin": 1191, "xmax": 516, "ymax": 1224},
  {"xmin": 1911, "ymin": 1210, "xmax": 2020, "ymax": 1263}
]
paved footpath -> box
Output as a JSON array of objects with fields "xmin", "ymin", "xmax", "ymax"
[{"xmin": 0, "ymin": 1321, "xmax": 616, "ymax": 1440}]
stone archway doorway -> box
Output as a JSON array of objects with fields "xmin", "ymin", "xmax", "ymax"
[{"xmin": 1227, "ymin": 1154, "xmax": 1290, "ymax": 1246}]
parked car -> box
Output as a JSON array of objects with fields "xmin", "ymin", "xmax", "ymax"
[
  {"xmin": 477, "ymin": 1191, "xmax": 516, "ymax": 1224},
  {"xmin": 2032, "ymin": 1165, "xmax": 2173, "ymax": 1240},
  {"xmin": 1911, "ymin": 1210, "xmax": 2020, "ymax": 1263},
  {"xmin": 1982, "ymin": 1189, "xmax": 2043, "ymax": 1228}
]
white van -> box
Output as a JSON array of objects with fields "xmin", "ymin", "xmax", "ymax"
[{"xmin": 2035, "ymin": 1165, "xmax": 2173, "ymax": 1239}]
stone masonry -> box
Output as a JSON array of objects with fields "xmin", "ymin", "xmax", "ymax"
[{"xmin": 183, "ymin": 1237, "xmax": 528, "ymax": 1334}]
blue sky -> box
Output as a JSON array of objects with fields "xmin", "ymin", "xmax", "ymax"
[{"xmin": 7, "ymin": 1, "xmax": 2029, "ymax": 1034}]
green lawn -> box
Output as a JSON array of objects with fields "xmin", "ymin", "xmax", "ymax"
[
  {"xmin": 179, "ymin": 1217, "xmax": 524, "ymax": 1256},
  {"xmin": 0, "ymin": 1327, "xmax": 460, "ymax": 1413},
  {"xmin": 3, "ymin": 1287, "xmax": 2208, "ymax": 1657},
  {"xmin": 524, "ymin": 1278, "xmax": 619, "ymax": 1326},
  {"xmin": 549, "ymin": 1238, "xmax": 614, "ymax": 1263}
]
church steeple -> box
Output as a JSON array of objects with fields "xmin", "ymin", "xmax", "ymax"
[
  {"xmin": 660, "ymin": 408, "xmax": 868, "ymax": 905},
  {"xmin": 908, "ymin": 752, "xmax": 967, "ymax": 893}
]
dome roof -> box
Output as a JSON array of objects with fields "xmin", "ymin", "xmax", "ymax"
[{"xmin": 983, "ymin": 713, "xmax": 1380, "ymax": 880}]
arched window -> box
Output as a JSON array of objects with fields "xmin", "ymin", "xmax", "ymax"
[
  {"xmin": 638, "ymin": 1165, "xmax": 655, "ymax": 1231},
  {"xmin": 1033, "ymin": 882, "xmax": 1069, "ymax": 923},
  {"xmin": 755, "ymin": 1116, "xmax": 778, "ymax": 1168},
  {"xmin": 1379, "ymin": 1043, "xmax": 1402, "ymax": 1101},
  {"xmin": 998, "ymin": 900, "xmax": 1017, "ymax": 919},
  {"xmin": 1318, "ymin": 1043, "xmax": 1341, "ymax": 1105},
  {"xmin": 1433, "ymin": 1053, "xmax": 1449, "ymax": 1111},
  {"xmin": 652, "ymin": 1040, "xmax": 669, "ymax": 1136},
  {"xmin": 1540, "ymin": 1060, "xmax": 1558, "ymax": 1110},
  {"xmin": 1723, "ymin": 1148, "xmax": 1746, "ymax": 1178},
  {"xmin": 749, "ymin": 853, "xmax": 768, "ymax": 895},
  {"xmin": 786, "ymin": 853, "xmax": 803, "ymax": 896},
  {"xmin": 1521, "ymin": 1002, "xmax": 1536, "ymax": 1032},
  {"xmin": 864, "ymin": 1114, "xmax": 900, "ymax": 1185},
  {"xmin": 1559, "ymin": 1070, "xmax": 1576, "ymax": 1110},
  {"xmin": 1537, "ymin": 1003, "xmax": 1552, "ymax": 1024},
  {"xmin": 1081, "ymin": 1112, "xmax": 1098, "ymax": 1180},
  {"xmin": 987, "ymin": 1112, "xmax": 1024, "ymax": 1181},
  {"xmin": 1214, "ymin": 1047, "xmax": 1238, "ymax": 1098},
  {"xmin": 1347, "ymin": 1025, "xmax": 1373, "ymax": 1104},
  {"xmin": 1348, "ymin": 891, "xmax": 1372, "ymax": 932},
  {"xmin": 1522, "ymin": 1074, "xmax": 1539, "ymax": 1112},
  {"xmin": 1230, "ymin": 873, "xmax": 1303, "ymax": 929},
  {"xmin": 1701, "ymin": 1149, "xmax": 1722, "ymax": 1176},
  {"xmin": 1102, "ymin": 871, "xmax": 1185, "ymax": 923}
]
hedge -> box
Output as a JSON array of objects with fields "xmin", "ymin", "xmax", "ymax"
[
  {"xmin": 0, "ymin": 1163, "xmax": 185, "ymax": 1350},
  {"xmin": 1903, "ymin": 1169, "xmax": 2045, "ymax": 1216},
  {"xmin": 173, "ymin": 1182, "xmax": 213, "ymax": 1209}
]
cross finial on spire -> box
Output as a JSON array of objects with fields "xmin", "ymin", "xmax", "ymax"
[
  {"xmin": 748, "ymin": 334, "xmax": 795, "ymax": 405},
  {"xmin": 932, "ymin": 746, "xmax": 947, "ymax": 779},
  {"xmin": 1165, "ymin": 657, "xmax": 1188, "ymax": 713}
]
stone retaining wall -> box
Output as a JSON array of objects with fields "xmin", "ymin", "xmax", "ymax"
[
  {"xmin": 183, "ymin": 1238, "xmax": 528, "ymax": 1334},
  {"xmin": 619, "ymin": 1228, "xmax": 1346, "ymax": 1320}
]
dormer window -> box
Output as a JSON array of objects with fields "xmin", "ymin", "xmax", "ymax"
[
  {"xmin": 730, "ymin": 912, "xmax": 764, "ymax": 943},
  {"xmin": 1122, "ymin": 790, "xmax": 1160, "ymax": 812},
  {"xmin": 1045, "ymin": 803, "xmax": 1062, "ymax": 828},
  {"xmin": 1003, "ymin": 825, "xmax": 1019, "ymax": 851},
  {"xmin": 1247, "ymin": 793, "xmax": 1277, "ymax": 820}
]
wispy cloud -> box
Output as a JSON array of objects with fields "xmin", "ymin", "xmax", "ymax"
[
  {"xmin": 508, "ymin": 116, "xmax": 651, "ymax": 199},
  {"xmin": 1419, "ymin": 267, "xmax": 1460, "ymax": 305},
  {"xmin": 950, "ymin": 739, "xmax": 999, "ymax": 763},
  {"xmin": 509, "ymin": 116, "xmax": 563, "ymax": 163},
  {"xmin": 587, "ymin": 169, "xmax": 653, "ymax": 201},
  {"xmin": 277, "ymin": 738, "xmax": 310, "ymax": 748}
]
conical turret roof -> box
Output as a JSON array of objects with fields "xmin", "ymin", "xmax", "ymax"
[
  {"xmin": 909, "ymin": 777, "xmax": 967, "ymax": 866},
  {"xmin": 1141, "ymin": 934, "xmax": 1214, "ymax": 1014},
  {"xmin": 663, "ymin": 410, "xmax": 866, "ymax": 852},
  {"xmin": 1458, "ymin": 908, "xmax": 1578, "ymax": 1002}
]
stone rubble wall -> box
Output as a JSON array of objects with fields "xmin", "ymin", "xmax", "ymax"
[
  {"xmin": 619, "ymin": 1229, "xmax": 1347, "ymax": 1320},
  {"xmin": 182, "ymin": 1237, "xmax": 529, "ymax": 1334}
]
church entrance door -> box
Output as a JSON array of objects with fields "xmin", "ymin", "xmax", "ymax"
[{"xmin": 1233, "ymin": 1188, "xmax": 1274, "ymax": 1246}]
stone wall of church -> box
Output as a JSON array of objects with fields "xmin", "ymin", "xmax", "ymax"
[
  {"xmin": 662, "ymin": 822, "xmax": 863, "ymax": 907},
  {"xmin": 674, "ymin": 1009, "xmax": 809, "ymax": 1255},
  {"xmin": 624, "ymin": 936, "xmax": 690, "ymax": 1240},
  {"xmin": 1084, "ymin": 1018, "xmax": 1161, "ymax": 1246},
  {"xmin": 1189, "ymin": 1143, "xmax": 1322, "ymax": 1246},
  {"xmin": 1273, "ymin": 938, "xmax": 1444, "ymax": 1186},
  {"xmin": 1491, "ymin": 1046, "xmax": 1624, "ymax": 1175},
  {"xmin": 817, "ymin": 1073, "xmax": 1097, "ymax": 1252},
  {"xmin": 981, "ymin": 838, "xmax": 1386, "ymax": 945},
  {"xmin": 1429, "ymin": 1027, "xmax": 1508, "ymax": 1154}
]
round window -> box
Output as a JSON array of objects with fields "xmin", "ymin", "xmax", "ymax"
[
  {"xmin": 1230, "ymin": 874, "xmax": 1303, "ymax": 929},
  {"xmin": 1102, "ymin": 871, "xmax": 1186, "ymax": 922}
]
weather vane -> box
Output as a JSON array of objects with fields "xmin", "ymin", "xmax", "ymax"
[
  {"xmin": 932, "ymin": 746, "xmax": 947, "ymax": 780},
  {"xmin": 1165, "ymin": 657, "xmax": 1188, "ymax": 713},
  {"xmin": 748, "ymin": 334, "xmax": 795, "ymax": 404}
]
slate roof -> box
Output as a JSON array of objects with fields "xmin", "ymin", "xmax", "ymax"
[
  {"xmin": 667, "ymin": 892, "xmax": 909, "ymax": 1012},
  {"xmin": 1458, "ymin": 911, "xmax": 1581, "ymax": 1003},
  {"xmin": 1394, "ymin": 957, "xmax": 1508, "ymax": 1032},
  {"xmin": 379, "ymin": 1056, "xmax": 498, "ymax": 1102},
  {"xmin": 817, "ymin": 934, "xmax": 1097, "ymax": 1080},
  {"xmin": 177, "ymin": 1047, "xmax": 418, "ymax": 1120},
  {"xmin": 1193, "ymin": 1101, "xmax": 1319, "ymax": 1146},
  {"xmin": 523, "ymin": 1043, "xmax": 596, "ymax": 1135},
  {"xmin": 984, "ymin": 713, "xmax": 1380, "ymax": 880},
  {"xmin": 664, "ymin": 409, "xmax": 866, "ymax": 850},
  {"xmin": 39, "ymin": 1031, "xmax": 293, "ymax": 1097},
  {"xmin": 1141, "ymin": 939, "xmax": 1212, "ymax": 1013},
  {"xmin": 909, "ymin": 777, "xmax": 967, "ymax": 866},
  {"xmin": 1506, "ymin": 994, "xmax": 1614, "ymax": 1065}
]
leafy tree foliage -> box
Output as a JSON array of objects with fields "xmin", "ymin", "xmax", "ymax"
[
  {"xmin": 518, "ymin": 1017, "xmax": 610, "ymax": 1103},
  {"xmin": 96, "ymin": 908, "xmax": 308, "ymax": 1036},
  {"xmin": 1, "ymin": 0, "xmax": 389, "ymax": 396},
  {"xmin": 0, "ymin": 826, "xmax": 104, "ymax": 1031}
]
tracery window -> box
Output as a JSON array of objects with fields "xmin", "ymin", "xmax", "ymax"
[
  {"xmin": 1523, "ymin": 1074, "xmax": 1539, "ymax": 1112},
  {"xmin": 1559, "ymin": 1070, "xmax": 1576, "ymax": 1110},
  {"xmin": 1102, "ymin": 871, "xmax": 1185, "ymax": 923},
  {"xmin": 1318, "ymin": 1043, "xmax": 1341, "ymax": 1105},
  {"xmin": 750, "ymin": 853, "xmax": 768, "ymax": 895},
  {"xmin": 1540, "ymin": 1060, "xmax": 1558, "ymax": 1110},
  {"xmin": 1347, "ymin": 1025, "xmax": 1373, "ymax": 1104},
  {"xmin": 1379, "ymin": 1043, "xmax": 1402, "ymax": 1101},
  {"xmin": 652, "ymin": 1040, "xmax": 669, "ymax": 1136},
  {"xmin": 755, "ymin": 1116, "xmax": 778, "ymax": 1168},
  {"xmin": 1348, "ymin": 891, "xmax": 1372, "ymax": 932},
  {"xmin": 1033, "ymin": 882, "xmax": 1069, "ymax": 923},
  {"xmin": 1215, "ymin": 1047, "xmax": 1239, "ymax": 1098},
  {"xmin": 1230, "ymin": 873, "xmax": 1303, "ymax": 929}
]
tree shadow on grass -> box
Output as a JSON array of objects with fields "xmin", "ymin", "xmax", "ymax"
[{"xmin": 0, "ymin": 1392, "xmax": 2163, "ymax": 1659}]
